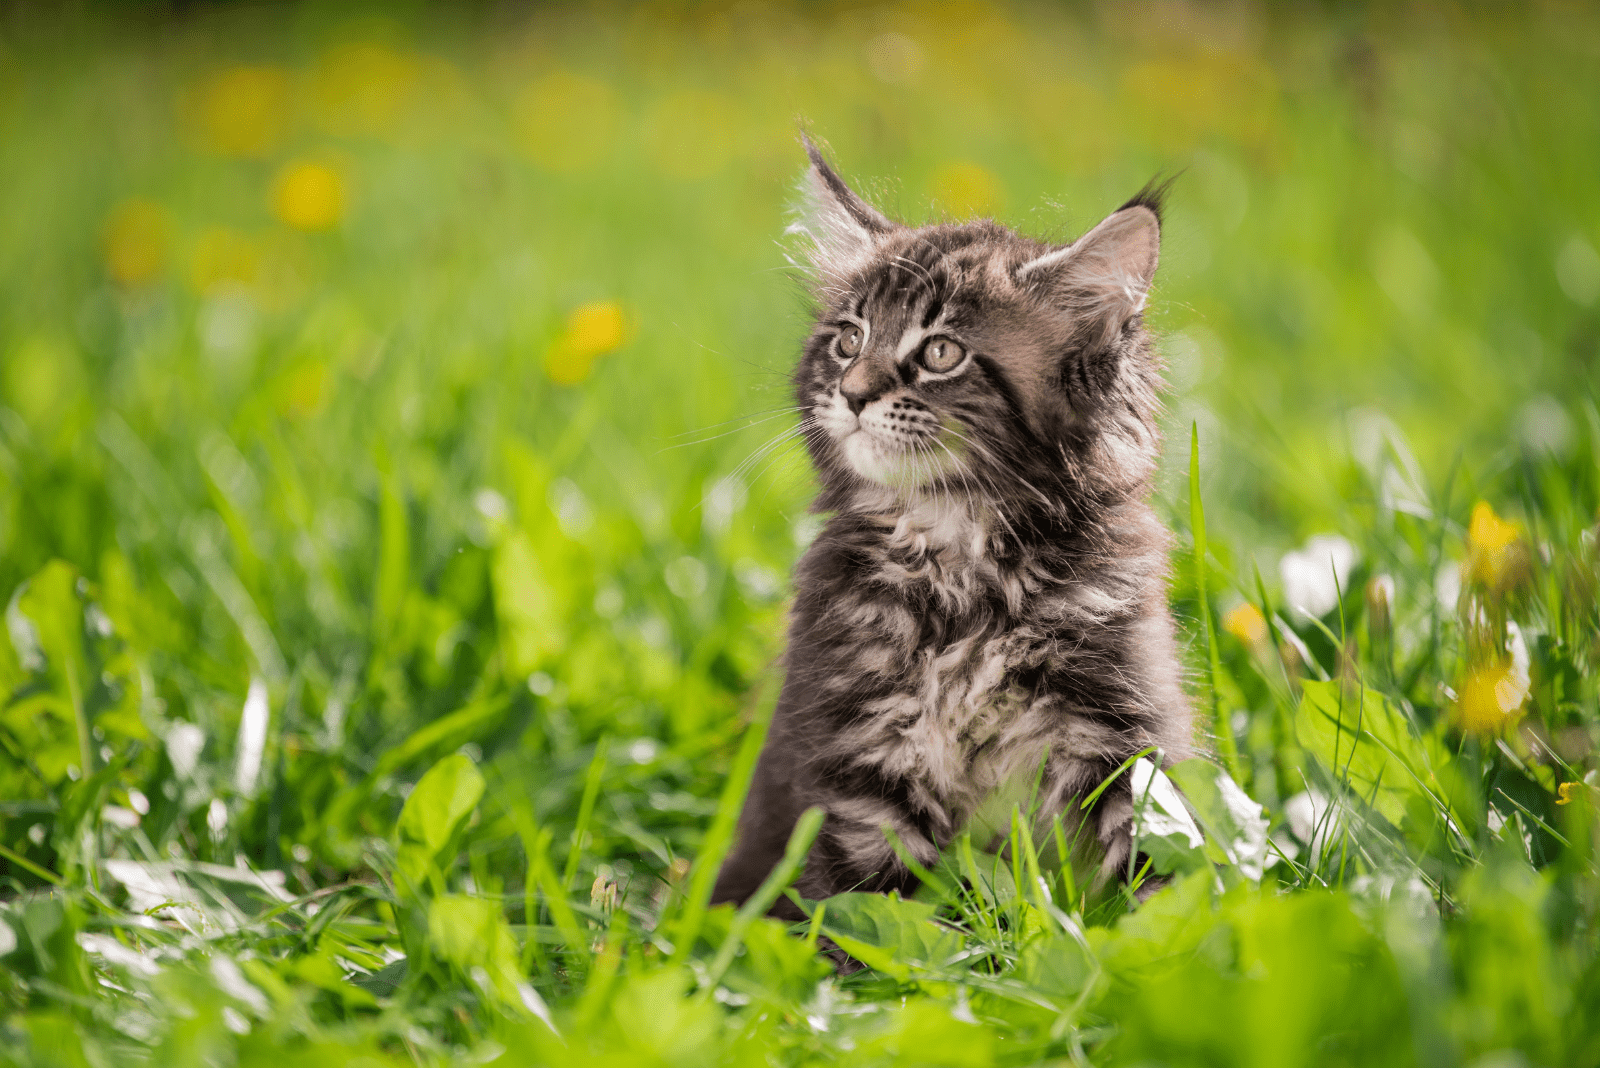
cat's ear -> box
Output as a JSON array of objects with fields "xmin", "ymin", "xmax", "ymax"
[
  {"xmin": 789, "ymin": 136, "xmax": 895, "ymax": 279},
  {"xmin": 1017, "ymin": 184, "xmax": 1166, "ymax": 344}
]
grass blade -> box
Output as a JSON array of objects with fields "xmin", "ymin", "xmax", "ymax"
[
  {"xmin": 669, "ymin": 678, "xmax": 780, "ymax": 964},
  {"xmin": 1079, "ymin": 747, "xmax": 1157, "ymax": 811},
  {"xmin": 1192, "ymin": 423, "xmax": 1241, "ymax": 781},
  {"xmin": 0, "ymin": 842, "xmax": 63, "ymax": 886},
  {"xmin": 530, "ymin": 830, "xmax": 588, "ymax": 970},
  {"xmin": 564, "ymin": 737, "xmax": 610, "ymax": 889},
  {"xmin": 704, "ymin": 805, "xmax": 824, "ymax": 986}
]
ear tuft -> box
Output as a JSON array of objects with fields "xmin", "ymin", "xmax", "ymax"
[
  {"xmin": 788, "ymin": 135, "xmax": 895, "ymax": 280},
  {"xmin": 1115, "ymin": 172, "xmax": 1178, "ymax": 228}
]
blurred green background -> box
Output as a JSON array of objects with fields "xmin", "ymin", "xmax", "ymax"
[
  {"xmin": 2, "ymin": 3, "xmax": 1599, "ymax": 1064},
  {"xmin": 4, "ymin": 0, "xmax": 1596, "ymax": 766},
  {"xmin": 5, "ymin": 1, "xmax": 1599, "ymax": 589}
]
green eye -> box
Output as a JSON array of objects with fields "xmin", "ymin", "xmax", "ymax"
[
  {"xmin": 920, "ymin": 337, "xmax": 966, "ymax": 373},
  {"xmin": 838, "ymin": 325, "xmax": 864, "ymax": 358}
]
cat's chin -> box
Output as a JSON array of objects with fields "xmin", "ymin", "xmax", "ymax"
[{"xmin": 840, "ymin": 429, "xmax": 956, "ymax": 491}]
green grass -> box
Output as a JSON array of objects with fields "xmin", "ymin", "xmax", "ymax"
[{"xmin": 2, "ymin": 3, "xmax": 1599, "ymax": 1065}]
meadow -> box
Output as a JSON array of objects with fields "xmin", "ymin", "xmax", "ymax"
[{"xmin": 1, "ymin": 3, "xmax": 1599, "ymax": 1065}]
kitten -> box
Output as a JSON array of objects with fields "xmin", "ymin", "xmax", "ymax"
[{"xmin": 712, "ymin": 139, "xmax": 1194, "ymax": 916}]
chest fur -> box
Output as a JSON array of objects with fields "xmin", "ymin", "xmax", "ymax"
[
  {"xmin": 836, "ymin": 629, "xmax": 1054, "ymax": 814},
  {"xmin": 801, "ymin": 508, "xmax": 1141, "ymax": 814}
]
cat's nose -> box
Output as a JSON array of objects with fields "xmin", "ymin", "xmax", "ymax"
[
  {"xmin": 841, "ymin": 360, "xmax": 891, "ymax": 416},
  {"xmin": 842, "ymin": 382, "xmax": 884, "ymax": 416}
]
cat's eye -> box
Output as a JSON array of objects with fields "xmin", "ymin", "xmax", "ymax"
[
  {"xmin": 919, "ymin": 337, "xmax": 966, "ymax": 374},
  {"xmin": 837, "ymin": 325, "xmax": 864, "ymax": 358}
]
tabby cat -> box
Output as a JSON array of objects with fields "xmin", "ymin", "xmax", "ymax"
[{"xmin": 711, "ymin": 139, "xmax": 1194, "ymax": 916}]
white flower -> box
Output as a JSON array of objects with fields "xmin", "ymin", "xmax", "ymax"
[
  {"xmin": 211, "ymin": 956, "xmax": 269, "ymax": 1014},
  {"xmin": 101, "ymin": 805, "xmax": 142, "ymax": 830},
  {"xmin": 207, "ymin": 797, "xmax": 229, "ymax": 837},
  {"xmin": 1434, "ymin": 560, "xmax": 1462, "ymax": 609},
  {"xmin": 1130, "ymin": 757, "xmax": 1204, "ymax": 849},
  {"xmin": 167, "ymin": 722, "xmax": 206, "ymax": 779},
  {"xmin": 233, "ymin": 677, "xmax": 269, "ymax": 797},
  {"xmin": 76, "ymin": 932, "xmax": 160, "ymax": 976},
  {"xmin": 1279, "ymin": 535, "xmax": 1358, "ymax": 619},
  {"xmin": 1498, "ymin": 622, "xmax": 1532, "ymax": 711}
]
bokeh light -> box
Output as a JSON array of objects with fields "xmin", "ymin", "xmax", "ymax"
[
  {"xmin": 271, "ymin": 160, "xmax": 347, "ymax": 231},
  {"xmin": 102, "ymin": 199, "xmax": 169, "ymax": 285},
  {"xmin": 928, "ymin": 160, "xmax": 1003, "ymax": 218}
]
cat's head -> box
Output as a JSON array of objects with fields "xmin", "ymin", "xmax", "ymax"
[{"xmin": 791, "ymin": 139, "xmax": 1168, "ymax": 520}]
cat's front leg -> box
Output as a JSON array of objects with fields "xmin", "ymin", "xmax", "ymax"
[
  {"xmin": 1032, "ymin": 751, "xmax": 1142, "ymax": 884},
  {"xmin": 791, "ymin": 785, "xmax": 947, "ymax": 902}
]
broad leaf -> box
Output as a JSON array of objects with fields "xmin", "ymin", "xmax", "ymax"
[
  {"xmin": 396, "ymin": 753, "xmax": 484, "ymax": 893},
  {"xmin": 427, "ymin": 894, "xmax": 526, "ymax": 1012},
  {"xmin": 1295, "ymin": 680, "xmax": 1465, "ymax": 831},
  {"xmin": 397, "ymin": 753, "xmax": 485, "ymax": 855},
  {"xmin": 821, "ymin": 892, "xmax": 962, "ymax": 977}
]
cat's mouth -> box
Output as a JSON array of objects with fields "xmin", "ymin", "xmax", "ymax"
[{"xmin": 839, "ymin": 413, "xmax": 966, "ymax": 490}]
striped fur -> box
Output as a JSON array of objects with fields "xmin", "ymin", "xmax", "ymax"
[{"xmin": 712, "ymin": 142, "xmax": 1194, "ymax": 914}]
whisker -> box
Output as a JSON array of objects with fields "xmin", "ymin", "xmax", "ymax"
[
  {"xmin": 663, "ymin": 405, "xmax": 803, "ymax": 439},
  {"xmin": 728, "ymin": 425, "xmax": 806, "ymax": 484},
  {"xmin": 747, "ymin": 425, "xmax": 827, "ymax": 497},
  {"xmin": 656, "ymin": 408, "xmax": 804, "ymax": 452}
]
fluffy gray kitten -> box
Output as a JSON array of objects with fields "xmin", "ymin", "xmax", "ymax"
[{"xmin": 712, "ymin": 140, "xmax": 1194, "ymax": 915}]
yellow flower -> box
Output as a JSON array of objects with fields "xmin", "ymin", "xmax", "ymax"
[
  {"xmin": 196, "ymin": 66, "xmax": 290, "ymax": 158},
  {"xmin": 1463, "ymin": 500, "xmax": 1528, "ymax": 593},
  {"xmin": 271, "ymin": 161, "xmax": 346, "ymax": 232},
  {"xmin": 103, "ymin": 200, "xmax": 169, "ymax": 286},
  {"xmin": 545, "ymin": 301, "xmax": 629, "ymax": 385},
  {"xmin": 930, "ymin": 161, "xmax": 1003, "ymax": 218},
  {"xmin": 1222, "ymin": 601, "xmax": 1267, "ymax": 647},
  {"xmin": 1556, "ymin": 782, "xmax": 1578, "ymax": 806},
  {"xmin": 1454, "ymin": 656, "xmax": 1528, "ymax": 736}
]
